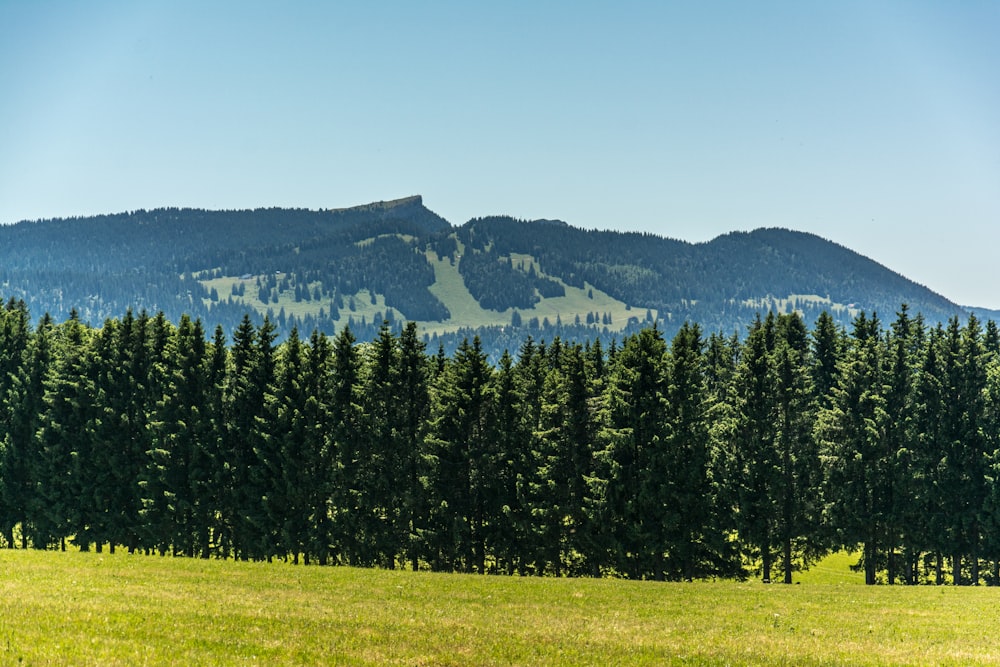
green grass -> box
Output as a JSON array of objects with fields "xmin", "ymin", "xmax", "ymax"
[
  {"xmin": 3, "ymin": 549, "xmax": 1000, "ymax": 665},
  {"xmin": 194, "ymin": 247, "xmax": 864, "ymax": 341},
  {"xmin": 197, "ymin": 247, "xmax": 644, "ymax": 338},
  {"xmin": 422, "ymin": 249, "xmax": 642, "ymax": 336},
  {"xmin": 740, "ymin": 294, "xmax": 859, "ymax": 318},
  {"xmin": 199, "ymin": 275, "xmax": 404, "ymax": 327}
]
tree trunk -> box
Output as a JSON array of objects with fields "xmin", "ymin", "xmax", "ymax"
[
  {"xmin": 971, "ymin": 552, "xmax": 980, "ymax": 586},
  {"xmin": 935, "ymin": 552, "xmax": 944, "ymax": 585},
  {"xmin": 952, "ymin": 554, "xmax": 962, "ymax": 586},
  {"xmin": 864, "ymin": 541, "xmax": 877, "ymax": 585},
  {"xmin": 761, "ymin": 545, "xmax": 772, "ymax": 584},
  {"xmin": 783, "ymin": 538, "xmax": 793, "ymax": 584}
]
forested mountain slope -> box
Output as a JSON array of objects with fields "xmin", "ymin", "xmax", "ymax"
[{"xmin": 0, "ymin": 195, "xmax": 971, "ymax": 355}]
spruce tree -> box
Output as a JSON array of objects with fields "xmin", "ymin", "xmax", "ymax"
[
  {"xmin": 303, "ymin": 328, "xmax": 336, "ymax": 565},
  {"xmin": 258, "ymin": 327, "xmax": 308, "ymax": 562},
  {"xmin": 0, "ymin": 305, "xmax": 46, "ymax": 548},
  {"xmin": 816, "ymin": 312, "xmax": 888, "ymax": 585},
  {"xmin": 772, "ymin": 313, "xmax": 825, "ymax": 583},
  {"xmin": 330, "ymin": 326, "xmax": 364, "ymax": 565},
  {"xmin": 727, "ymin": 313, "xmax": 781, "ymax": 582},
  {"xmin": 32, "ymin": 313, "xmax": 94, "ymax": 549},
  {"xmin": 911, "ymin": 324, "xmax": 948, "ymax": 583},
  {"xmin": 425, "ymin": 336, "xmax": 494, "ymax": 573},
  {"xmin": 662, "ymin": 322, "xmax": 719, "ymax": 580},
  {"xmin": 600, "ymin": 327, "xmax": 669, "ymax": 579},
  {"xmin": 395, "ymin": 322, "xmax": 432, "ymax": 571}
]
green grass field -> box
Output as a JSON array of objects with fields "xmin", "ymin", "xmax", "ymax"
[
  {"xmin": 3, "ymin": 549, "xmax": 1000, "ymax": 665},
  {"xmin": 196, "ymin": 244, "xmax": 647, "ymax": 337},
  {"xmin": 421, "ymin": 249, "xmax": 643, "ymax": 336}
]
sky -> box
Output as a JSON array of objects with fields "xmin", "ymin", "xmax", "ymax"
[{"xmin": 2, "ymin": 1, "xmax": 999, "ymax": 307}]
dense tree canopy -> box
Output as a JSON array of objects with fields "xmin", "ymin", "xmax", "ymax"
[{"xmin": 3, "ymin": 298, "xmax": 1000, "ymax": 585}]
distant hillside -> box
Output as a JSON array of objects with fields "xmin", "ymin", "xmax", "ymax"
[{"xmin": 0, "ymin": 196, "xmax": 976, "ymax": 356}]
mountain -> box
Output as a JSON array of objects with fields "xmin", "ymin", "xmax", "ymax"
[{"xmin": 0, "ymin": 196, "xmax": 978, "ymax": 356}]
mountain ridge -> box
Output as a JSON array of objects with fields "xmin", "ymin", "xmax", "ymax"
[{"xmin": 0, "ymin": 196, "xmax": 981, "ymax": 355}]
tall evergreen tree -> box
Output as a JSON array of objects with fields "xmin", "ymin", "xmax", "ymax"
[
  {"xmin": 772, "ymin": 313, "xmax": 825, "ymax": 583},
  {"xmin": 426, "ymin": 336, "xmax": 494, "ymax": 573},
  {"xmin": 395, "ymin": 322, "xmax": 432, "ymax": 571},
  {"xmin": 811, "ymin": 311, "xmax": 843, "ymax": 411},
  {"xmin": 910, "ymin": 324, "xmax": 948, "ymax": 583},
  {"xmin": 221, "ymin": 315, "xmax": 275, "ymax": 560},
  {"xmin": 662, "ymin": 322, "xmax": 722, "ymax": 579},
  {"xmin": 726, "ymin": 313, "xmax": 781, "ymax": 582},
  {"xmin": 883, "ymin": 305, "xmax": 922, "ymax": 583},
  {"xmin": 31, "ymin": 313, "xmax": 94, "ymax": 549},
  {"xmin": 531, "ymin": 343, "xmax": 596, "ymax": 576},
  {"xmin": 487, "ymin": 350, "xmax": 525, "ymax": 574},
  {"xmin": 0, "ymin": 305, "xmax": 47, "ymax": 548},
  {"xmin": 816, "ymin": 312, "xmax": 888, "ymax": 585},
  {"xmin": 258, "ymin": 327, "xmax": 308, "ymax": 562},
  {"xmin": 600, "ymin": 327, "xmax": 669, "ymax": 579},
  {"xmin": 511, "ymin": 337, "xmax": 548, "ymax": 574},
  {"xmin": 145, "ymin": 315, "xmax": 216, "ymax": 557},
  {"xmin": 303, "ymin": 328, "xmax": 336, "ymax": 565},
  {"xmin": 329, "ymin": 326, "xmax": 364, "ymax": 565}
]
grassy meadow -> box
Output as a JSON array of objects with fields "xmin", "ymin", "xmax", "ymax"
[
  {"xmin": 3, "ymin": 549, "xmax": 1000, "ymax": 665},
  {"xmin": 196, "ymin": 244, "xmax": 646, "ymax": 337}
]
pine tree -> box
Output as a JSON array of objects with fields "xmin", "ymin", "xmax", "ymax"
[
  {"xmin": 816, "ymin": 312, "xmax": 888, "ymax": 585},
  {"xmin": 726, "ymin": 313, "xmax": 781, "ymax": 582},
  {"xmin": 511, "ymin": 337, "xmax": 547, "ymax": 574},
  {"xmin": 772, "ymin": 313, "xmax": 825, "ymax": 583},
  {"xmin": 203, "ymin": 325, "xmax": 230, "ymax": 557},
  {"xmin": 146, "ymin": 315, "xmax": 215, "ymax": 557},
  {"xmin": 258, "ymin": 327, "xmax": 308, "ymax": 562},
  {"xmin": 395, "ymin": 322, "xmax": 432, "ymax": 571},
  {"xmin": 811, "ymin": 310, "xmax": 842, "ymax": 410},
  {"xmin": 955, "ymin": 315, "xmax": 988, "ymax": 584},
  {"xmin": 911, "ymin": 324, "xmax": 948, "ymax": 583},
  {"xmin": 303, "ymin": 328, "xmax": 336, "ymax": 565},
  {"xmin": 883, "ymin": 305, "xmax": 922, "ymax": 583},
  {"xmin": 329, "ymin": 326, "xmax": 364, "ymax": 565},
  {"xmin": 662, "ymin": 322, "xmax": 719, "ymax": 580},
  {"xmin": 486, "ymin": 350, "xmax": 523, "ymax": 574},
  {"xmin": 425, "ymin": 337, "xmax": 494, "ymax": 573},
  {"xmin": 222, "ymin": 315, "xmax": 275, "ymax": 560},
  {"xmin": 32, "ymin": 313, "xmax": 94, "ymax": 550},
  {"xmin": 84, "ymin": 319, "xmax": 128, "ymax": 552},
  {"xmin": 0, "ymin": 305, "xmax": 47, "ymax": 548},
  {"xmin": 531, "ymin": 343, "xmax": 595, "ymax": 576},
  {"xmin": 980, "ymin": 348, "xmax": 1000, "ymax": 583},
  {"xmin": 600, "ymin": 327, "xmax": 669, "ymax": 579},
  {"xmin": 359, "ymin": 323, "xmax": 403, "ymax": 568}
]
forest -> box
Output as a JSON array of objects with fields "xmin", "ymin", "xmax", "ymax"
[{"xmin": 3, "ymin": 297, "xmax": 1000, "ymax": 586}]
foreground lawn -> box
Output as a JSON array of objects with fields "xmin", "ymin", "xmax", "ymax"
[{"xmin": 2, "ymin": 550, "xmax": 1000, "ymax": 665}]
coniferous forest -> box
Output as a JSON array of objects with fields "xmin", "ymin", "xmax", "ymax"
[{"xmin": 4, "ymin": 298, "xmax": 1000, "ymax": 586}]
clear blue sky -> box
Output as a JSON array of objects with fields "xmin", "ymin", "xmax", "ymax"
[{"xmin": 2, "ymin": 1, "xmax": 999, "ymax": 307}]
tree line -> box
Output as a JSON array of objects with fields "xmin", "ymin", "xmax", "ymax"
[{"xmin": 3, "ymin": 298, "xmax": 1000, "ymax": 585}]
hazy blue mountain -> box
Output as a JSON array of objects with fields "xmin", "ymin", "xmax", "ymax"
[{"xmin": 0, "ymin": 195, "xmax": 979, "ymax": 356}]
